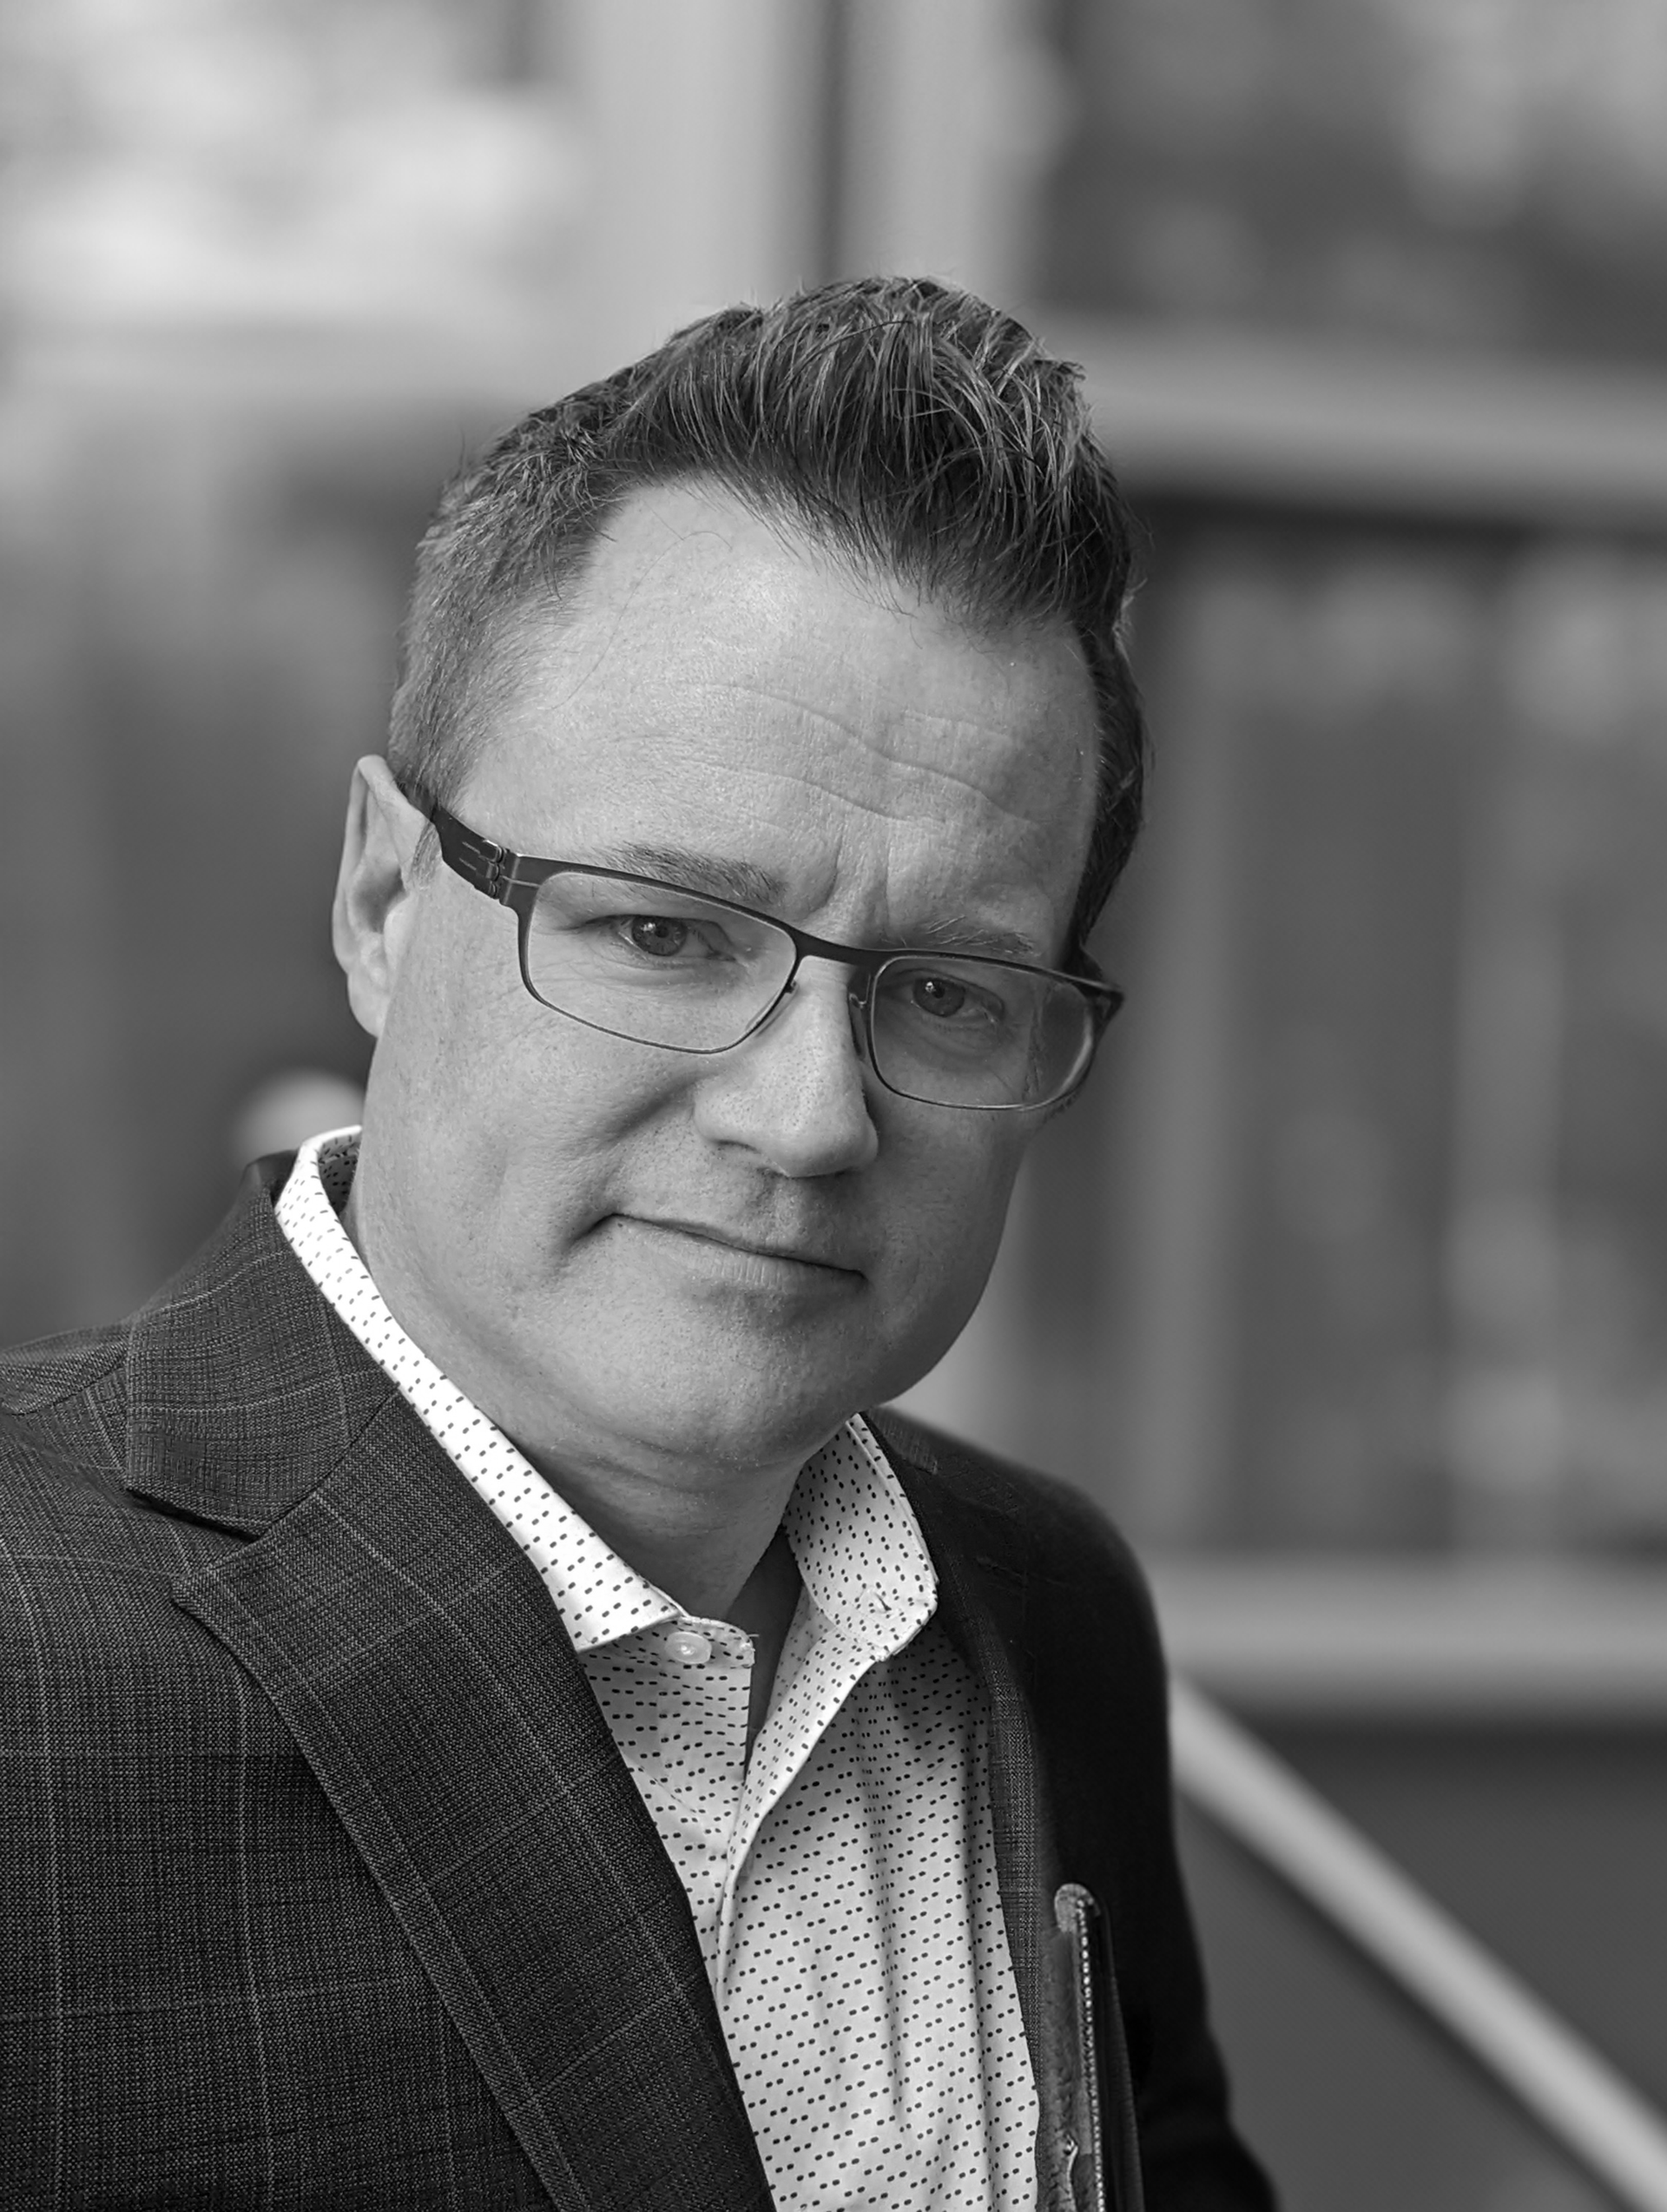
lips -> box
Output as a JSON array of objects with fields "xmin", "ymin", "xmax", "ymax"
[{"xmin": 619, "ymin": 1215, "xmax": 864, "ymax": 1276}]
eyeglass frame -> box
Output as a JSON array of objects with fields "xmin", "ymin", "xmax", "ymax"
[{"xmin": 425, "ymin": 797, "xmax": 1125, "ymax": 1113}]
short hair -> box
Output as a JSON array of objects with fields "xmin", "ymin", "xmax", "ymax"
[{"xmin": 389, "ymin": 275, "xmax": 1146, "ymax": 954}]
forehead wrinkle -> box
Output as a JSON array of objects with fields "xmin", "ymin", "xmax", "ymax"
[
  {"xmin": 715, "ymin": 661, "xmax": 1059, "ymax": 749},
  {"xmin": 709, "ymin": 672, "xmax": 1090, "ymax": 821},
  {"xmin": 766, "ymin": 750, "xmax": 1077, "ymax": 850}
]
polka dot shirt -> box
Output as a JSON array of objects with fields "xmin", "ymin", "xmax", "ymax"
[{"xmin": 277, "ymin": 1130, "xmax": 1040, "ymax": 2209}]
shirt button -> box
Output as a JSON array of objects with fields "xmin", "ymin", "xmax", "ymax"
[{"xmin": 664, "ymin": 1627, "xmax": 712, "ymax": 1666}]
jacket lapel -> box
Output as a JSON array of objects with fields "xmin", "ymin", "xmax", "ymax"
[
  {"xmin": 127, "ymin": 1165, "xmax": 773, "ymax": 2212},
  {"xmin": 876, "ymin": 1410, "xmax": 1147, "ymax": 2212}
]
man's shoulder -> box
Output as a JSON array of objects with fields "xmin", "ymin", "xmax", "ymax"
[
  {"xmin": 0, "ymin": 1317, "xmax": 249, "ymax": 1703},
  {"xmin": 0, "ymin": 1317, "xmax": 128, "ymax": 1417},
  {"xmin": 0, "ymin": 1317, "xmax": 193, "ymax": 1565},
  {"xmin": 0, "ymin": 1318, "xmax": 131, "ymax": 1508}
]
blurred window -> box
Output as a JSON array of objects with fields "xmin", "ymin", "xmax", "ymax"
[{"xmin": 1044, "ymin": 0, "xmax": 1667, "ymax": 366}]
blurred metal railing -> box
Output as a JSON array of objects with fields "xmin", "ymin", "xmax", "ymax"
[{"xmin": 1170, "ymin": 1678, "xmax": 1667, "ymax": 2212}]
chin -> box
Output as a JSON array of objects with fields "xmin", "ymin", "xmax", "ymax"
[
  {"xmin": 518, "ymin": 1276, "xmax": 943, "ymax": 1469},
  {"xmin": 601, "ymin": 1353, "xmax": 874, "ymax": 1473}
]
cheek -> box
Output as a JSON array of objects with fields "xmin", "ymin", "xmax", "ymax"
[
  {"xmin": 381, "ymin": 895, "xmax": 517, "ymax": 1059},
  {"xmin": 382, "ymin": 898, "xmax": 577, "ymax": 1132},
  {"xmin": 857, "ymin": 1125, "xmax": 1028, "ymax": 1402},
  {"xmin": 376, "ymin": 927, "xmax": 694, "ymax": 1234},
  {"xmin": 888, "ymin": 1121, "xmax": 1028, "ymax": 1306},
  {"xmin": 369, "ymin": 915, "xmax": 548, "ymax": 1203}
]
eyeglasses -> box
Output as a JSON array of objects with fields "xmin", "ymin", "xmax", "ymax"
[{"xmin": 428, "ymin": 802, "xmax": 1123, "ymax": 1113}]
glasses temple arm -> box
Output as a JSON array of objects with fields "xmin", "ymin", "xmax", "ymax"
[{"xmin": 430, "ymin": 802, "xmax": 513, "ymax": 901}]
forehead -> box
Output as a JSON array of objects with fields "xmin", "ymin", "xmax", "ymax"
[{"xmin": 461, "ymin": 483, "xmax": 1098, "ymax": 943}]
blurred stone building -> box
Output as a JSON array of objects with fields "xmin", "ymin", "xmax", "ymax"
[{"xmin": 4, "ymin": 0, "xmax": 1667, "ymax": 1563}]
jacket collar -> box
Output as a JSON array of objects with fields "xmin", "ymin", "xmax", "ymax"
[
  {"xmin": 128, "ymin": 1159, "xmax": 773, "ymax": 2212},
  {"xmin": 125, "ymin": 1157, "xmax": 397, "ymax": 1534}
]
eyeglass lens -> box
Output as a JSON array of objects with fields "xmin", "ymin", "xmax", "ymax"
[{"xmin": 521, "ymin": 871, "xmax": 1093, "ymax": 1110}]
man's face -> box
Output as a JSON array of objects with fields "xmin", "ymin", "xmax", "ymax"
[{"xmin": 342, "ymin": 483, "xmax": 1099, "ymax": 1484}]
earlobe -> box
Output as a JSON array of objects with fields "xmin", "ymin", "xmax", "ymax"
[{"xmin": 332, "ymin": 757, "xmax": 425, "ymax": 1039}]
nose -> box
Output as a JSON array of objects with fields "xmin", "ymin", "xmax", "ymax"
[{"xmin": 691, "ymin": 961, "xmax": 880, "ymax": 1177}]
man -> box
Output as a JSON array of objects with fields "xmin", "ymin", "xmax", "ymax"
[{"xmin": 2, "ymin": 279, "xmax": 1272, "ymax": 2210}]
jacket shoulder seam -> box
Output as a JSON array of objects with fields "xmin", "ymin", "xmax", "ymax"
[{"xmin": 0, "ymin": 1331, "xmax": 128, "ymax": 1417}]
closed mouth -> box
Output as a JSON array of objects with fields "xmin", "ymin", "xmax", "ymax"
[{"xmin": 622, "ymin": 1216, "xmax": 862, "ymax": 1277}]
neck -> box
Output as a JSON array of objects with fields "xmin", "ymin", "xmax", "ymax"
[
  {"xmin": 514, "ymin": 1418, "xmax": 806, "ymax": 1760},
  {"xmin": 533, "ymin": 1443, "xmax": 801, "ymax": 1625}
]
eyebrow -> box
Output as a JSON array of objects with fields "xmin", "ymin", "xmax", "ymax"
[
  {"xmin": 588, "ymin": 842, "xmax": 787, "ymax": 908},
  {"xmin": 893, "ymin": 916, "xmax": 1045, "ymax": 963},
  {"xmin": 585, "ymin": 842, "xmax": 1048, "ymax": 965}
]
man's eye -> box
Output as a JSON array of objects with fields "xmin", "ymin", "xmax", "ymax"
[
  {"xmin": 611, "ymin": 913, "xmax": 737, "ymax": 961},
  {"xmin": 911, "ymin": 974, "xmax": 970, "ymax": 1019},
  {"xmin": 626, "ymin": 915, "xmax": 693, "ymax": 959},
  {"xmin": 901, "ymin": 971, "xmax": 1005, "ymax": 1025}
]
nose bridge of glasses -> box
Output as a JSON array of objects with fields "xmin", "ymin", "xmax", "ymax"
[
  {"xmin": 733, "ymin": 928, "xmax": 882, "ymax": 1093},
  {"xmin": 773, "ymin": 914, "xmax": 888, "ymax": 992},
  {"xmin": 763, "ymin": 929, "xmax": 878, "ymax": 1030}
]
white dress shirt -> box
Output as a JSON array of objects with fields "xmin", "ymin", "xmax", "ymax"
[{"xmin": 276, "ymin": 1129, "xmax": 1038, "ymax": 2209}]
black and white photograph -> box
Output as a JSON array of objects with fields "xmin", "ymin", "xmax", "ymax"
[{"xmin": 4, "ymin": 4, "xmax": 1667, "ymax": 2208}]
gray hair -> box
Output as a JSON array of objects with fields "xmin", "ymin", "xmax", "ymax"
[{"xmin": 389, "ymin": 275, "xmax": 1146, "ymax": 953}]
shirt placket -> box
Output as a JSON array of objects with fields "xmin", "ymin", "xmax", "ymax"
[
  {"xmin": 590, "ymin": 1614, "xmax": 756, "ymax": 1975},
  {"xmin": 712, "ymin": 1593, "xmax": 910, "ymax": 1999}
]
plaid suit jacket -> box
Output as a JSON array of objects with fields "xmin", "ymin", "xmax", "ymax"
[{"xmin": 0, "ymin": 1161, "xmax": 1271, "ymax": 2212}]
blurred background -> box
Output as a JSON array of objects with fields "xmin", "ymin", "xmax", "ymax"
[{"xmin": 5, "ymin": 1, "xmax": 1667, "ymax": 2203}]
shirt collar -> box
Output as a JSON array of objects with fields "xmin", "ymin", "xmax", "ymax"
[{"xmin": 786, "ymin": 1418, "xmax": 937, "ymax": 1657}]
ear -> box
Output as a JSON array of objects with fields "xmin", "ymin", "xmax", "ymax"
[{"xmin": 332, "ymin": 757, "xmax": 429, "ymax": 1038}]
